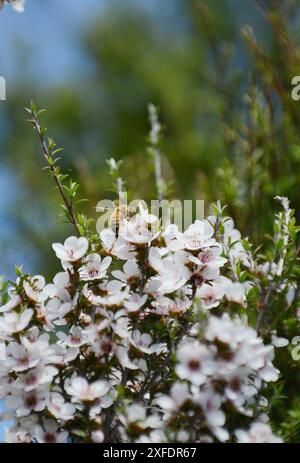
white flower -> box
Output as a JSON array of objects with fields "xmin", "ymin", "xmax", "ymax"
[
  {"xmin": 124, "ymin": 293, "xmax": 147, "ymax": 312},
  {"xmin": 194, "ymin": 246, "xmax": 226, "ymax": 267},
  {"xmin": 119, "ymin": 203, "xmax": 160, "ymax": 245},
  {"xmin": 13, "ymin": 365, "xmax": 58, "ymax": 391},
  {"xmin": 182, "ymin": 220, "xmax": 215, "ymax": 251},
  {"xmin": 191, "ymin": 386, "xmax": 229, "ymax": 441},
  {"xmin": 34, "ymin": 420, "xmax": 69, "ymax": 443},
  {"xmin": 0, "ymin": 376, "xmax": 14, "ymax": 396},
  {"xmin": 189, "ymin": 246, "xmax": 226, "ymax": 282},
  {"xmin": 176, "ymin": 341, "xmax": 216, "ymax": 385},
  {"xmin": 44, "ymin": 272, "xmax": 70, "ymax": 299},
  {"xmin": 5, "ymin": 387, "xmax": 48, "ymax": 417},
  {"xmin": 130, "ymin": 330, "xmax": 166, "ymax": 354},
  {"xmin": 47, "ymin": 393, "xmax": 76, "ymax": 420},
  {"xmin": 112, "ymin": 259, "xmax": 140, "ymax": 283},
  {"xmin": 89, "ymin": 394, "xmax": 114, "ymax": 417},
  {"xmin": 100, "ymin": 229, "xmax": 135, "ymax": 260},
  {"xmin": 52, "ymin": 236, "xmax": 89, "ymax": 262},
  {"xmin": 90, "ymin": 336, "xmax": 114, "ymax": 357},
  {"xmin": 138, "ymin": 203, "xmax": 159, "ymax": 225},
  {"xmin": 83, "ymin": 280, "xmax": 128, "ymax": 307},
  {"xmin": 223, "ymin": 280, "xmax": 247, "ymax": 304},
  {"xmin": 4, "ymin": 427, "xmax": 31, "ymax": 443},
  {"xmin": 148, "ymin": 248, "xmax": 190, "ymax": 294},
  {"xmin": 163, "ymin": 224, "xmax": 185, "ymax": 251},
  {"xmin": 116, "ymin": 346, "xmax": 139, "ymax": 370},
  {"xmin": 0, "ymin": 294, "xmax": 21, "ymax": 313},
  {"xmin": 20, "ymin": 328, "xmax": 53, "ymax": 357},
  {"xmin": 135, "ymin": 429, "xmax": 167, "ymax": 443},
  {"xmin": 196, "ymin": 282, "xmax": 224, "ymax": 309},
  {"xmin": 163, "ymin": 220, "xmax": 216, "ymax": 252},
  {"xmin": 0, "ymin": 309, "xmax": 33, "ymax": 336},
  {"xmin": 151, "ymin": 295, "xmax": 191, "ymax": 316},
  {"xmin": 5, "ymin": 342, "xmax": 40, "ymax": 372},
  {"xmin": 57, "ymin": 326, "xmax": 88, "ymax": 348},
  {"xmin": 157, "ymin": 382, "xmax": 190, "ymax": 412},
  {"xmin": 44, "ymin": 273, "xmax": 76, "ymax": 321},
  {"xmin": 91, "ymin": 430, "xmax": 104, "ymax": 443},
  {"xmin": 24, "ymin": 275, "xmax": 46, "ymax": 304},
  {"xmin": 205, "ymin": 314, "xmax": 248, "ymax": 349},
  {"xmin": 205, "ymin": 314, "xmax": 280, "ymax": 383},
  {"xmin": 100, "ymin": 228, "xmax": 116, "ymax": 249},
  {"xmin": 93, "ymin": 309, "xmax": 130, "ymax": 338},
  {"xmin": 121, "ymin": 403, "xmax": 161, "ymax": 429},
  {"xmin": 65, "ymin": 377, "xmax": 110, "ymax": 403},
  {"xmin": 79, "ymin": 253, "xmax": 111, "ymax": 281},
  {"xmin": 235, "ymin": 422, "xmax": 282, "ymax": 443}
]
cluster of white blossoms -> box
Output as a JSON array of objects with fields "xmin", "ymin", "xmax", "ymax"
[
  {"xmin": 0, "ymin": 203, "xmax": 283, "ymax": 443},
  {"xmin": 0, "ymin": 0, "xmax": 25, "ymax": 12},
  {"xmin": 157, "ymin": 314, "xmax": 280, "ymax": 443}
]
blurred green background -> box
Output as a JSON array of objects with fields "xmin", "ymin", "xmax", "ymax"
[{"xmin": 1, "ymin": 0, "xmax": 300, "ymax": 280}]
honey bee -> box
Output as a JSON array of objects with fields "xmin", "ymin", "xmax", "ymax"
[{"xmin": 109, "ymin": 203, "xmax": 135, "ymax": 237}]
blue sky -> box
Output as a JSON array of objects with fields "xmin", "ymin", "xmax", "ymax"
[{"xmin": 0, "ymin": 0, "xmax": 104, "ymax": 84}]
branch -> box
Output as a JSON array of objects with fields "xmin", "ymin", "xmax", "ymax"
[{"xmin": 26, "ymin": 102, "xmax": 81, "ymax": 236}]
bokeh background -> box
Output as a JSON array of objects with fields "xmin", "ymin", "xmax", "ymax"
[{"xmin": 1, "ymin": 0, "xmax": 300, "ymax": 438}]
